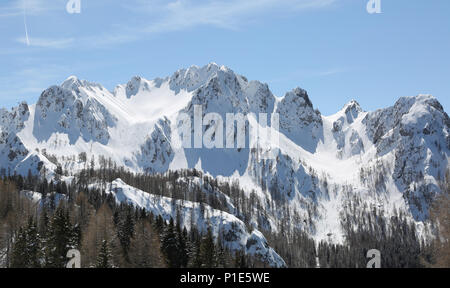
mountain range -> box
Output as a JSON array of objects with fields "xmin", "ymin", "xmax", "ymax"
[{"xmin": 1, "ymin": 63, "xmax": 448, "ymax": 267}]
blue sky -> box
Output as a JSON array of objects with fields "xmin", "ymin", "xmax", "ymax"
[{"xmin": 0, "ymin": 0, "xmax": 449, "ymax": 115}]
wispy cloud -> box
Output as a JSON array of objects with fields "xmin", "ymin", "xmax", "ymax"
[
  {"xmin": 4, "ymin": 0, "xmax": 337, "ymax": 48},
  {"xmin": 16, "ymin": 37, "xmax": 74, "ymax": 49},
  {"xmin": 0, "ymin": 0, "xmax": 63, "ymax": 17},
  {"xmin": 2, "ymin": 0, "xmax": 69, "ymax": 48},
  {"xmin": 139, "ymin": 0, "xmax": 336, "ymax": 32},
  {"xmin": 89, "ymin": 0, "xmax": 337, "ymax": 46}
]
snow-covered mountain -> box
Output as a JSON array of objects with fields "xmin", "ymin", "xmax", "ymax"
[{"xmin": 1, "ymin": 63, "xmax": 449, "ymax": 266}]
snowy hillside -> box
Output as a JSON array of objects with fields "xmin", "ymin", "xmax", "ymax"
[
  {"xmin": 90, "ymin": 178, "xmax": 285, "ymax": 267},
  {"xmin": 0, "ymin": 63, "xmax": 449, "ymax": 264}
]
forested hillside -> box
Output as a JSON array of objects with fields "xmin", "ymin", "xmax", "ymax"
[{"xmin": 0, "ymin": 166, "xmax": 448, "ymax": 268}]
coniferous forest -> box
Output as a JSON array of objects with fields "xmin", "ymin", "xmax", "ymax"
[{"xmin": 0, "ymin": 163, "xmax": 448, "ymax": 268}]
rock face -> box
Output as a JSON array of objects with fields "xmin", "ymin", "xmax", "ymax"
[
  {"xmin": 34, "ymin": 78, "xmax": 117, "ymax": 145},
  {"xmin": 363, "ymin": 95, "xmax": 449, "ymax": 220},
  {"xmin": 276, "ymin": 88, "xmax": 323, "ymax": 152},
  {"xmin": 331, "ymin": 101, "xmax": 365, "ymax": 158},
  {"xmin": 0, "ymin": 102, "xmax": 31, "ymax": 174},
  {"xmin": 0, "ymin": 63, "xmax": 449, "ymax": 265},
  {"xmin": 135, "ymin": 117, "xmax": 174, "ymax": 173}
]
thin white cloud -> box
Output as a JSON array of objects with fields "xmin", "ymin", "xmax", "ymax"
[
  {"xmin": 0, "ymin": 0, "xmax": 63, "ymax": 17},
  {"xmin": 140, "ymin": 0, "xmax": 337, "ymax": 32},
  {"xmin": 90, "ymin": 0, "xmax": 337, "ymax": 47},
  {"xmin": 16, "ymin": 37, "xmax": 74, "ymax": 48},
  {"xmin": 4, "ymin": 0, "xmax": 337, "ymax": 49}
]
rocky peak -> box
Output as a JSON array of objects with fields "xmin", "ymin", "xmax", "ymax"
[
  {"xmin": 284, "ymin": 87, "xmax": 313, "ymax": 108},
  {"xmin": 124, "ymin": 76, "xmax": 152, "ymax": 98},
  {"xmin": 61, "ymin": 75, "xmax": 86, "ymax": 91},
  {"xmin": 343, "ymin": 100, "xmax": 362, "ymax": 114},
  {"xmin": 169, "ymin": 63, "xmax": 225, "ymax": 94},
  {"xmin": 276, "ymin": 87, "xmax": 323, "ymax": 152},
  {"xmin": 342, "ymin": 100, "xmax": 362, "ymax": 124},
  {"xmin": 34, "ymin": 82, "xmax": 117, "ymax": 145}
]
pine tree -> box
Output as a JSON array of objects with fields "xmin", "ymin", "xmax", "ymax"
[
  {"xmin": 10, "ymin": 218, "xmax": 41, "ymax": 268},
  {"xmin": 189, "ymin": 238, "xmax": 202, "ymax": 268},
  {"xmin": 25, "ymin": 218, "xmax": 41, "ymax": 268},
  {"xmin": 161, "ymin": 218, "xmax": 180, "ymax": 267},
  {"xmin": 176, "ymin": 223, "xmax": 189, "ymax": 268},
  {"xmin": 46, "ymin": 206, "xmax": 76, "ymax": 267},
  {"xmin": 96, "ymin": 239, "xmax": 113, "ymax": 268},
  {"xmin": 10, "ymin": 227, "xmax": 28, "ymax": 268},
  {"xmin": 199, "ymin": 227, "xmax": 216, "ymax": 268},
  {"xmin": 117, "ymin": 208, "xmax": 134, "ymax": 255},
  {"xmin": 154, "ymin": 215, "xmax": 164, "ymax": 234},
  {"xmin": 215, "ymin": 236, "xmax": 227, "ymax": 268}
]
